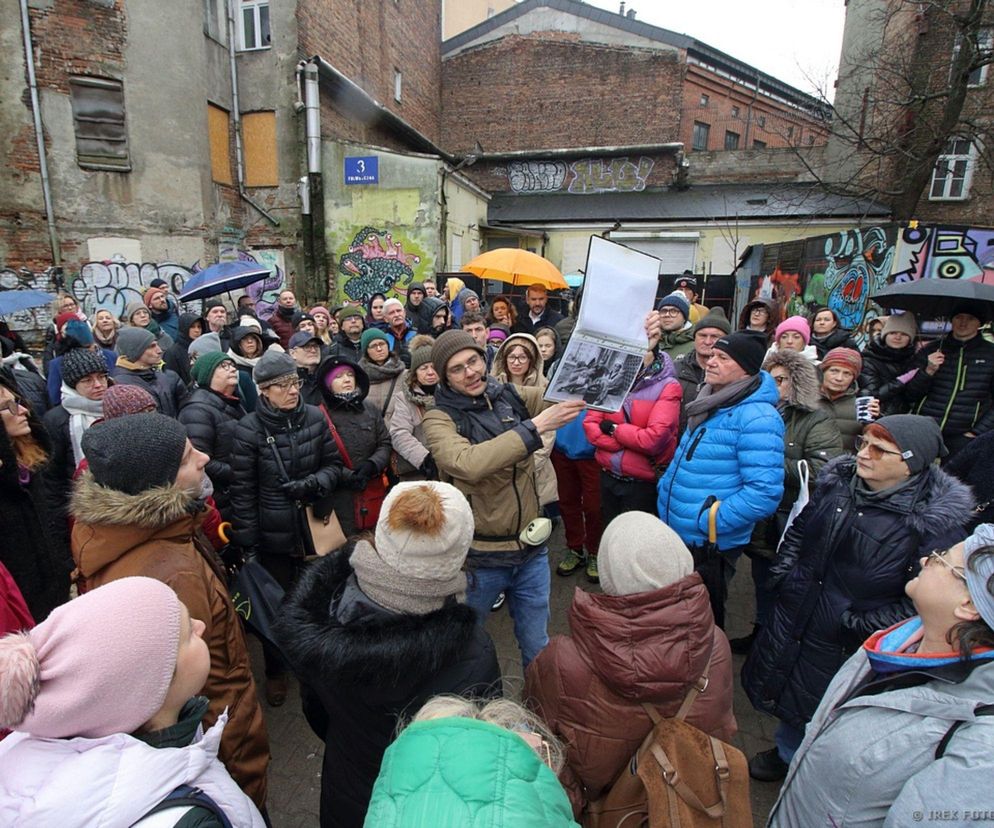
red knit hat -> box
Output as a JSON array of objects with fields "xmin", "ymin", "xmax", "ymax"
[
  {"xmin": 821, "ymin": 347, "xmax": 863, "ymax": 376},
  {"xmin": 143, "ymin": 286, "xmax": 167, "ymax": 308},
  {"xmin": 101, "ymin": 384, "xmax": 157, "ymax": 419}
]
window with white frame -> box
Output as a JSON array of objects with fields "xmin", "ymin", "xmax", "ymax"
[
  {"xmin": 929, "ymin": 138, "xmax": 976, "ymax": 200},
  {"xmin": 953, "ymin": 27, "xmax": 993, "ymax": 86},
  {"xmin": 238, "ymin": 0, "xmax": 270, "ymax": 50}
]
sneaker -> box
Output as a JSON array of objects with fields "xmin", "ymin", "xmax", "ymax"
[
  {"xmin": 557, "ymin": 548, "xmax": 586, "ymax": 576},
  {"xmin": 585, "ymin": 555, "xmax": 599, "ymax": 583},
  {"xmin": 265, "ymin": 674, "xmax": 288, "ymax": 708},
  {"xmin": 748, "ymin": 747, "xmax": 788, "ymax": 782},
  {"xmin": 491, "ymin": 592, "xmax": 506, "ymax": 612},
  {"xmin": 730, "ymin": 625, "xmax": 761, "ymax": 655}
]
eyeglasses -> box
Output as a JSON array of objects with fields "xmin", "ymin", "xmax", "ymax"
[
  {"xmin": 773, "ymin": 375, "xmax": 789, "ymax": 386},
  {"xmin": 854, "ymin": 436, "xmax": 905, "ymax": 461},
  {"xmin": 506, "ymin": 353, "xmax": 530, "ymax": 364},
  {"xmin": 923, "ymin": 549, "xmax": 967, "ymax": 582},
  {"xmin": 447, "ymin": 354, "xmax": 484, "ymax": 378},
  {"xmin": 367, "ymin": 340, "xmax": 389, "ymax": 349},
  {"xmin": 658, "ymin": 309, "xmax": 682, "ymax": 317},
  {"xmin": 76, "ymin": 374, "xmax": 109, "ymax": 386},
  {"xmin": 0, "ymin": 397, "xmax": 25, "ymax": 416},
  {"xmin": 269, "ymin": 377, "xmax": 303, "ymax": 391}
]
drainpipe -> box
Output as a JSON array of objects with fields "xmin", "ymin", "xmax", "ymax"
[
  {"xmin": 298, "ymin": 60, "xmax": 326, "ymax": 300},
  {"xmin": 18, "ymin": 0, "xmax": 60, "ymax": 266},
  {"xmin": 225, "ymin": 0, "xmax": 279, "ymax": 226}
]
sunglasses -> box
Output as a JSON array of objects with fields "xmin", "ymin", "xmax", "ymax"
[
  {"xmin": 854, "ymin": 436, "xmax": 905, "ymax": 461},
  {"xmin": 0, "ymin": 397, "xmax": 26, "ymax": 416},
  {"xmin": 923, "ymin": 549, "xmax": 967, "ymax": 582}
]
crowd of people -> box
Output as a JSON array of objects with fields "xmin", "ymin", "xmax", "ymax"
[{"xmin": 2, "ymin": 274, "xmax": 994, "ymax": 827}]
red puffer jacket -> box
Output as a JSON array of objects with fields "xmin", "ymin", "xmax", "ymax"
[
  {"xmin": 524, "ymin": 573, "xmax": 736, "ymax": 817},
  {"xmin": 583, "ymin": 356, "xmax": 682, "ymax": 481},
  {"xmin": 1, "ymin": 561, "xmax": 34, "ymax": 740}
]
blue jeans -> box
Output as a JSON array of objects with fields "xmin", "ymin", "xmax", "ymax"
[
  {"xmin": 775, "ymin": 720, "xmax": 805, "ymax": 764},
  {"xmin": 465, "ymin": 548, "xmax": 551, "ymax": 669}
]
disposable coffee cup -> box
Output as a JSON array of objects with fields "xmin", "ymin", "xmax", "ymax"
[{"xmin": 855, "ymin": 395, "xmax": 877, "ymax": 423}]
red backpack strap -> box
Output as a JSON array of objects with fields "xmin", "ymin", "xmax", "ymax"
[{"xmin": 319, "ymin": 403, "xmax": 353, "ymax": 469}]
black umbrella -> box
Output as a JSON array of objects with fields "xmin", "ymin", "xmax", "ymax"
[{"xmin": 872, "ymin": 278, "xmax": 994, "ymax": 319}]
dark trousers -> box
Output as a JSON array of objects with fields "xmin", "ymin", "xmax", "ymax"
[
  {"xmin": 551, "ymin": 450, "xmax": 603, "ymax": 554},
  {"xmin": 599, "ymin": 470, "xmax": 659, "ymax": 529},
  {"xmin": 259, "ymin": 552, "xmax": 305, "ymax": 678}
]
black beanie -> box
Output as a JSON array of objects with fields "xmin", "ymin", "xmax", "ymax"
[
  {"xmin": 82, "ymin": 413, "xmax": 188, "ymax": 495},
  {"xmin": 712, "ymin": 331, "xmax": 766, "ymax": 376},
  {"xmin": 62, "ymin": 348, "xmax": 108, "ymax": 388},
  {"xmin": 874, "ymin": 414, "xmax": 948, "ymax": 473}
]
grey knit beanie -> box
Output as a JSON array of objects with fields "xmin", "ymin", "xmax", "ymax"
[
  {"xmin": 116, "ymin": 327, "xmax": 157, "ymax": 362},
  {"xmin": 873, "ymin": 414, "xmax": 947, "ymax": 473},
  {"xmin": 598, "ymin": 512, "xmax": 694, "ymax": 596},
  {"xmin": 253, "ymin": 349, "xmax": 297, "ymax": 387},
  {"xmin": 82, "ymin": 413, "xmax": 188, "ymax": 495},
  {"xmin": 692, "ymin": 307, "xmax": 732, "ymax": 336},
  {"xmin": 188, "ymin": 332, "xmax": 222, "ymax": 358},
  {"xmin": 431, "ymin": 329, "xmax": 485, "ymax": 381},
  {"xmin": 62, "ymin": 348, "xmax": 108, "ymax": 388},
  {"xmin": 350, "ymin": 482, "xmax": 473, "ymax": 614}
]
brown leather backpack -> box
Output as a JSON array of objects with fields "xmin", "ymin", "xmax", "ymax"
[{"xmin": 583, "ymin": 654, "xmax": 751, "ymax": 828}]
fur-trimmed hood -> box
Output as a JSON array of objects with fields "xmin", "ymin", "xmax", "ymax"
[
  {"xmin": 762, "ymin": 347, "xmax": 821, "ymax": 411},
  {"xmin": 815, "ymin": 454, "xmax": 974, "ymax": 536},
  {"xmin": 274, "ymin": 550, "xmax": 484, "ymax": 705},
  {"xmin": 70, "ymin": 472, "xmax": 202, "ymax": 577}
]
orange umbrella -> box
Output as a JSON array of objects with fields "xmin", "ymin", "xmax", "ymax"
[{"xmin": 461, "ymin": 249, "xmax": 567, "ymax": 290}]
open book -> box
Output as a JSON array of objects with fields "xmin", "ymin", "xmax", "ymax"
[{"xmin": 544, "ymin": 236, "xmax": 661, "ymax": 412}]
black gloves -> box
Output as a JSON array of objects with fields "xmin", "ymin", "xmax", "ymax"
[
  {"xmin": 282, "ymin": 475, "xmax": 321, "ymax": 502},
  {"xmin": 420, "ymin": 455, "xmax": 438, "ymax": 480},
  {"xmin": 599, "ymin": 420, "xmax": 616, "ymax": 436}
]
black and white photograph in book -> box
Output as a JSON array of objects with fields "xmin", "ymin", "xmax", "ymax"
[{"xmin": 545, "ymin": 335, "xmax": 643, "ymax": 411}]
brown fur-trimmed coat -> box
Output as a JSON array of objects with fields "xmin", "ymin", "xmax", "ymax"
[{"xmin": 70, "ymin": 475, "xmax": 270, "ymax": 808}]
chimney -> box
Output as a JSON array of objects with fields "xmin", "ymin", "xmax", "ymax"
[
  {"xmin": 627, "ymin": 8, "xmax": 637, "ymax": 19},
  {"xmin": 619, "ymin": 1, "xmax": 625, "ymax": 15}
]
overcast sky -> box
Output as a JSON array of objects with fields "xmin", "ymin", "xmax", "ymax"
[{"xmin": 583, "ymin": 0, "xmax": 848, "ymax": 101}]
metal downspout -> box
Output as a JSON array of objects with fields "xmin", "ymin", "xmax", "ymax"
[
  {"xmin": 18, "ymin": 0, "xmax": 60, "ymax": 265},
  {"xmin": 226, "ymin": 0, "xmax": 279, "ymax": 226}
]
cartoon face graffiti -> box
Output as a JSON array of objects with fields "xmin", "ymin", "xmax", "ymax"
[
  {"xmin": 338, "ymin": 226, "xmax": 420, "ymax": 304},
  {"xmin": 827, "ymin": 261, "xmax": 869, "ymax": 330}
]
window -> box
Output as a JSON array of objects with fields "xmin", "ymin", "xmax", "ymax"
[
  {"xmin": 731, "ymin": 105, "xmax": 740, "ymax": 118},
  {"xmin": 953, "ymin": 28, "xmax": 993, "ymax": 86},
  {"xmin": 757, "ymin": 114, "xmax": 766, "ymax": 128},
  {"xmin": 753, "ymin": 139, "xmax": 767, "ymax": 149},
  {"xmin": 692, "ymin": 121, "xmax": 710, "ymax": 151},
  {"xmin": 243, "ymin": 111, "xmax": 278, "ymax": 186},
  {"xmin": 207, "ymin": 103, "xmax": 233, "ymax": 185},
  {"xmin": 394, "ymin": 69, "xmax": 402, "ymax": 102},
  {"xmin": 787, "ymin": 125, "xmax": 794, "ymax": 139},
  {"xmin": 68, "ymin": 76, "xmax": 130, "ymax": 171},
  {"xmin": 699, "ymin": 93, "xmax": 709, "ymax": 107},
  {"xmin": 238, "ymin": 0, "xmax": 270, "ymax": 50},
  {"xmin": 724, "ymin": 130, "xmax": 740, "ymax": 150},
  {"xmin": 929, "ymin": 138, "xmax": 975, "ymax": 200},
  {"xmin": 203, "ymin": 0, "xmax": 226, "ymax": 42}
]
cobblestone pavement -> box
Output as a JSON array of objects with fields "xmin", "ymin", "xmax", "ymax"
[{"xmin": 254, "ymin": 530, "xmax": 781, "ymax": 827}]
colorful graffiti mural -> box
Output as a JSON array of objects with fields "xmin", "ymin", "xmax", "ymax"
[
  {"xmin": 335, "ymin": 226, "xmax": 427, "ymax": 304},
  {"xmin": 747, "ymin": 223, "xmax": 994, "ymax": 342}
]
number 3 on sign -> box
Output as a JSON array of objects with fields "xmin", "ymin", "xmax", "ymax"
[{"xmin": 356, "ymin": 160, "xmax": 365, "ymax": 173}]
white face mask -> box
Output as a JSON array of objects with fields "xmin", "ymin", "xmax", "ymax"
[{"xmin": 197, "ymin": 474, "xmax": 214, "ymax": 500}]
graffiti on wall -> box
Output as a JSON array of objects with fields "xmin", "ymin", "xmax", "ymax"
[
  {"xmin": 337, "ymin": 226, "xmax": 425, "ymax": 304},
  {"xmin": 0, "ymin": 266, "xmax": 62, "ymax": 349},
  {"xmin": 750, "ymin": 223, "xmax": 994, "ymax": 340},
  {"xmin": 501, "ymin": 156, "xmax": 655, "ymax": 194}
]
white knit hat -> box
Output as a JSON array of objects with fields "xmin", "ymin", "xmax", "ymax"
[
  {"xmin": 881, "ymin": 313, "xmax": 917, "ymax": 339},
  {"xmin": 598, "ymin": 511, "xmax": 694, "ymax": 596}
]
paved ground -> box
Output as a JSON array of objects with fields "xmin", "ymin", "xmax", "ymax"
[{"xmin": 253, "ymin": 530, "xmax": 781, "ymax": 827}]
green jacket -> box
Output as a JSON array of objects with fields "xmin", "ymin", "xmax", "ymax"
[
  {"xmin": 659, "ymin": 325, "xmax": 695, "ymax": 359},
  {"xmin": 365, "ymin": 717, "xmax": 579, "ymax": 827}
]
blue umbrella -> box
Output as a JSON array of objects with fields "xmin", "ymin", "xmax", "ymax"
[
  {"xmin": 179, "ymin": 261, "xmax": 272, "ymax": 302},
  {"xmin": 0, "ymin": 289, "xmax": 55, "ymax": 316}
]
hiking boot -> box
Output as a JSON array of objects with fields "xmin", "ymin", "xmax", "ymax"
[
  {"xmin": 491, "ymin": 592, "xmax": 506, "ymax": 612},
  {"xmin": 557, "ymin": 548, "xmax": 586, "ymax": 576},
  {"xmin": 265, "ymin": 674, "xmax": 288, "ymax": 708},
  {"xmin": 586, "ymin": 555, "xmax": 599, "ymax": 584},
  {"xmin": 730, "ymin": 625, "xmax": 761, "ymax": 655},
  {"xmin": 749, "ymin": 747, "xmax": 788, "ymax": 782}
]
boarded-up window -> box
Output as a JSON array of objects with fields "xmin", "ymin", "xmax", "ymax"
[
  {"xmin": 207, "ymin": 104, "xmax": 233, "ymax": 185},
  {"xmin": 68, "ymin": 77, "xmax": 130, "ymax": 171},
  {"xmin": 243, "ymin": 111, "xmax": 278, "ymax": 187}
]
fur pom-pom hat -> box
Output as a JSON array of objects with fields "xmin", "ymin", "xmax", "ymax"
[
  {"xmin": 0, "ymin": 577, "xmax": 181, "ymax": 739},
  {"xmin": 350, "ymin": 482, "xmax": 474, "ymax": 615}
]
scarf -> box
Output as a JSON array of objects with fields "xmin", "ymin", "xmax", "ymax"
[
  {"xmin": 864, "ymin": 617, "xmax": 994, "ymax": 673},
  {"xmin": 60, "ymin": 384, "xmax": 104, "ymax": 466},
  {"xmin": 361, "ymin": 356, "xmax": 404, "ymax": 382},
  {"xmin": 226, "ymin": 347, "xmax": 260, "ymax": 370},
  {"xmin": 327, "ymin": 389, "xmax": 364, "ymax": 410},
  {"xmin": 405, "ymin": 384, "xmax": 436, "ymax": 410},
  {"xmin": 684, "ymin": 374, "xmax": 761, "ymax": 433}
]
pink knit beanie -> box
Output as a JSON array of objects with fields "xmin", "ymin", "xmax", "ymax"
[
  {"xmin": 775, "ymin": 315, "xmax": 811, "ymax": 345},
  {"xmin": 0, "ymin": 577, "xmax": 182, "ymax": 738}
]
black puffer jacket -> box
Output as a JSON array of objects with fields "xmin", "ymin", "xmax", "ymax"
[
  {"xmin": 274, "ymin": 550, "xmax": 501, "ymax": 828},
  {"xmin": 858, "ymin": 335, "xmax": 918, "ymax": 416},
  {"xmin": 904, "ymin": 333, "xmax": 994, "ymax": 439},
  {"xmin": 809, "ymin": 324, "xmax": 859, "ymax": 361},
  {"xmin": 113, "ymin": 364, "xmax": 189, "ymax": 419},
  {"xmin": 316, "ymin": 357, "xmax": 392, "ymax": 538},
  {"xmin": 0, "ymin": 369, "xmax": 70, "ymax": 621},
  {"xmin": 161, "ymin": 312, "xmax": 202, "ymax": 385},
  {"xmin": 742, "ymin": 455, "xmax": 973, "ymax": 729},
  {"xmin": 229, "ymin": 395, "xmax": 343, "ymax": 556},
  {"xmin": 178, "ymin": 386, "xmax": 246, "ymax": 512}
]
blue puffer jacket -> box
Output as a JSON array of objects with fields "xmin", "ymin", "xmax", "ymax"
[
  {"xmin": 554, "ymin": 411, "xmax": 595, "ymax": 460},
  {"xmin": 657, "ymin": 372, "xmax": 784, "ymax": 550}
]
